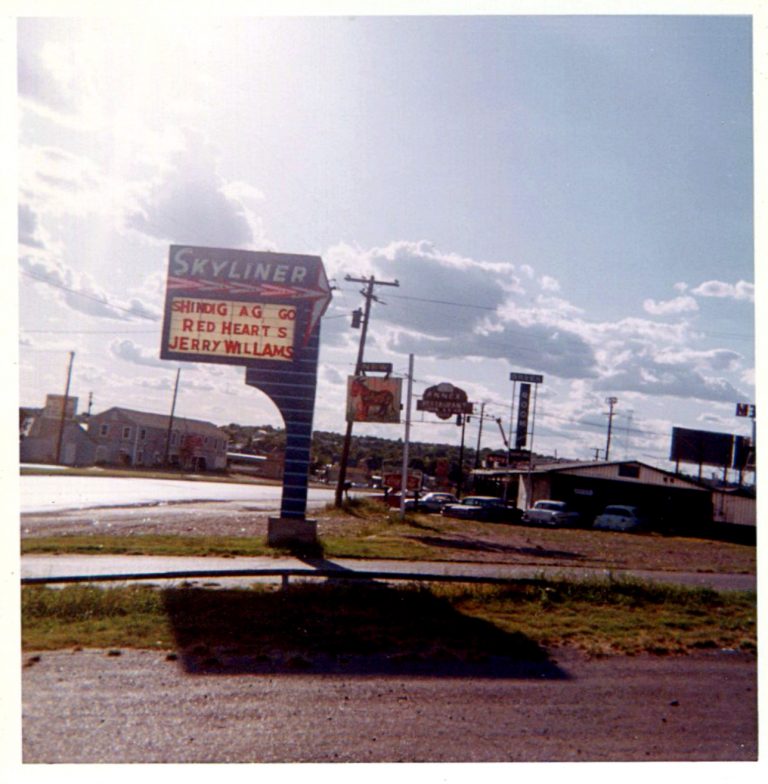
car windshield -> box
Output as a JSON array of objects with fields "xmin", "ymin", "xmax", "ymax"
[
  {"xmin": 603, "ymin": 506, "xmax": 635, "ymax": 515},
  {"xmin": 537, "ymin": 502, "xmax": 565, "ymax": 511}
]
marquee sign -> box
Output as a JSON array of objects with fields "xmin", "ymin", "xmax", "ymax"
[
  {"xmin": 161, "ymin": 245, "xmax": 331, "ymax": 366},
  {"xmin": 160, "ymin": 244, "xmax": 332, "ymax": 545}
]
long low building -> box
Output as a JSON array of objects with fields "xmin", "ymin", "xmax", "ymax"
[{"xmin": 473, "ymin": 459, "xmax": 755, "ymax": 533}]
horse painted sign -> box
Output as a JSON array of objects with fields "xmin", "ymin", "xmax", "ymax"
[{"xmin": 346, "ymin": 376, "xmax": 402, "ymax": 423}]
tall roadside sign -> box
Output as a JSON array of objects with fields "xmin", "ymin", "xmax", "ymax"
[
  {"xmin": 161, "ymin": 244, "xmax": 332, "ymax": 546},
  {"xmin": 509, "ymin": 372, "xmax": 543, "ymax": 451}
]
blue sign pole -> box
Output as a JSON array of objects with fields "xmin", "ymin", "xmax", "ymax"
[{"xmin": 245, "ymin": 314, "xmax": 321, "ymax": 545}]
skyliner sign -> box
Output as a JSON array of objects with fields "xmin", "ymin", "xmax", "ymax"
[
  {"xmin": 160, "ymin": 244, "xmax": 333, "ymax": 546},
  {"xmin": 161, "ymin": 244, "xmax": 331, "ymax": 363}
]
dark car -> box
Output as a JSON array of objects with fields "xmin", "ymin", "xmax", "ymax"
[
  {"xmin": 403, "ymin": 492, "xmax": 459, "ymax": 513},
  {"xmin": 441, "ymin": 496, "xmax": 522, "ymax": 523}
]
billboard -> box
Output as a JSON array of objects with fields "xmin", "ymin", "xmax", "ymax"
[
  {"xmin": 732, "ymin": 435, "xmax": 755, "ymax": 471},
  {"xmin": 382, "ymin": 471, "xmax": 422, "ymax": 492},
  {"xmin": 346, "ymin": 376, "xmax": 402, "ymax": 423},
  {"xmin": 670, "ymin": 427, "xmax": 734, "ymax": 469},
  {"xmin": 43, "ymin": 394, "xmax": 78, "ymax": 419},
  {"xmin": 161, "ymin": 245, "xmax": 331, "ymax": 368}
]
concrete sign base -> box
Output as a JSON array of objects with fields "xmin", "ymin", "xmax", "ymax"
[{"xmin": 268, "ymin": 517, "xmax": 318, "ymax": 547}]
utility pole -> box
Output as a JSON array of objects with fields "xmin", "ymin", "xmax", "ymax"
[
  {"xmin": 55, "ymin": 351, "xmax": 75, "ymax": 464},
  {"xmin": 472, "ymin": 402, "xmax": 487, "ymax": 470},
  {"xmin": 164, "ymin": 368, "xmax": 181, "ymax": 467},
  {"xmin": 399, "ymin": 354, "xmax": 415, "ymax": 520},
  {"xmin": 334, "ymin": 274, "xmax": 399, "ymax": 506},
  {"xmin": 456, "ymin": 414, "xmax": 468, "ymax": 498},
  {"xmin": 604, "ymin": 396, "xmax": 618, "ymax": 461}
]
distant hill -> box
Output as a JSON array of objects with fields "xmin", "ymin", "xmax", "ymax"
[{"xmin": 221, "ymin": 423, "xmax": 490, "ymax": 474}]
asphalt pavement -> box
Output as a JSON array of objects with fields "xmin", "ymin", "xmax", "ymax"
[{"xmin": 19, "ymin": 552, "xmax": 756, "ymax": 591}]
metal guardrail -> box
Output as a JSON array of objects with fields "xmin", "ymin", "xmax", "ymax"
[{"xmin": 21, "ymin": 567, "xmax": 535, "ymax": 588}]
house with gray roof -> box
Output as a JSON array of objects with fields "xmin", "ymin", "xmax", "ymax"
[
  {"xmin": 20, "ymin": 402, "xmax": 228, "ymax": 472},
  {"xmin": 85, "ymin": 407, "xmax": 228, "ymax": 471}
]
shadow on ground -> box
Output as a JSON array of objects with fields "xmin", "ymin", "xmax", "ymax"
[
  {"xmin": 406, "ymin": 534, "xmax": 586, "ymax": 561},
  {"xmin": 163, "ymin": 581, "xmax": 567, "ymax": 680}
]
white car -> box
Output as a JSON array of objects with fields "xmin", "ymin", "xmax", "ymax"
[
  {"xmin": 593, "ymin": 505, "xmax": 649, "ymax": 532},
  {"xmin": 522, "ymin": 500, "xmax": 581, "ymax": 527}
]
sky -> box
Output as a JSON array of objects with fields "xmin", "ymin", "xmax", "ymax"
[{"xmin": 13, "ymin": 6, "xmax": 763, "ymax": 476}]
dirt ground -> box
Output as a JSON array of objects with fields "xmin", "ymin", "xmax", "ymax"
[
  {"xmin": 21, "ymin": 646, "xmax": 757, "ymax": 763},
  {"xmin": 21, "ymin": 499, "xmax": 757, "ymax": 576}
]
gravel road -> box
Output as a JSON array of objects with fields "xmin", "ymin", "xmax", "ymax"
[{"xmin": 21, "ymin": 647, "xmax": 756, "ymax": 763}]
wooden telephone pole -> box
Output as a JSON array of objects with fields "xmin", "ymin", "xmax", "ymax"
[{"xmin": 334, "ymin": 274, "xmax": 399, "ymax": 506}]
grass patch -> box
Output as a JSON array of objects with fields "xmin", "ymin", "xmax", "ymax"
[
  {"xmin": 21, "ymin": 535, "xmax": 275, "ymax": 557},
  {"xmin": 21, "ymin": 577, "xmax": 756, "ymax": 657},
  {"xmin": 22, "ymin": 584, "xmax": 174, "ymax": 650},
  {"xmin": 440, "ymin": 578, "xmax": 756, "ymax": 656}
]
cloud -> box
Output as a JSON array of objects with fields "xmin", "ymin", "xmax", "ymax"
[
  {"xmin": 323, "ymin": 240, "xmax": 603, "ymax": 378},
  {"xmin": 691, "ymin": 280, "xmax": 754, "ymax": 302},
  {"xmin": 126, "ymin": 133, "xmax": 258, "ymax": 247},
  {"xmin": 593, "ymin": 348, "xmax": 745, "ymax": 403},
  {"xmin": 18, "ymin": 35, "xmax": 80, "ymax": 118},
  {"xmin": 20, "ymin": 146, "xmax": 110, "ymax": 217},
  {"xmin": 539, "ymin": 275, "xmax": 561, "ymax": 292},
  {"xmin": 391, "ymin": 321, "xmax": 597, "ymax": 379},
  {"xmin": 654, "ymin": 348, "xmax": 742, "ymax": 373},
  {"xmin": 642, "ymin": 296, "xmax": 699, "ymax": 316},
  {"xmin": 110, "ymin": 339, "xmax": 166, "ymax": 368},
  {"xmin": 19, "ymin": 254, "xmax": 161, "ymax": 322},
  {"xmin": 18, "ymin": 204, "xmax": 46, "ymax": 249}
]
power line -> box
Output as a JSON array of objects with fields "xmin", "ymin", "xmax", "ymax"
[
  {"xmin": 21, "ymin": 328, "xmax": 158, "ymax": 335},
  {"xmin": 20, "ymin": 269, "xmax": 160, "ymax": 321},
  {"xmin": 334, "ymin": 287, "xmax": 754, "ymax": 342}
]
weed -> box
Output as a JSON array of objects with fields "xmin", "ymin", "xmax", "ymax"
[{"xmin": 21, "ymin": 578, "xmax": 756, "ymax": 657}]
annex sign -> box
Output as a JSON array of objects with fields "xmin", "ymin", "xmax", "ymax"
[{"xmin": 161, "ymin": 244, "xmax": 331, "ymax": 367}]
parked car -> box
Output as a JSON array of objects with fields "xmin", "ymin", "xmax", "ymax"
[
  {"xmin": 441, "ymin": 496, "xmax": 522, "ymax": 523},
  {"xmin": 593, "ymin": 505, "xmax": 649, "ymax": 532},
  {"xmin": 403, "ymin": 492, "xmax": 458, "ymax": 513},
  {"xmin": 522, "ymin": 500, "xmax": 581, "ymax": 527}
]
